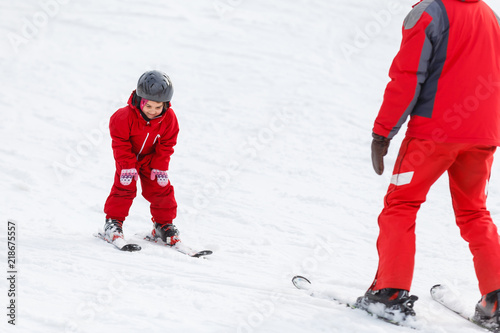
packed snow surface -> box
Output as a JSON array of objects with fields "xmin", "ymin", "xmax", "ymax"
[{"xmin": 1, "ymin": 0, "xmax": 500, "ymax": 332}]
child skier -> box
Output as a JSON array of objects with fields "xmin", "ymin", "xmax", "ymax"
[{"xmin": 103, "ymin": 70, "xmax": 180, "ymax": 247}]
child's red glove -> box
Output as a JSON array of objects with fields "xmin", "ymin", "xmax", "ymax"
[
  {"xmin": 151, "ymin": 169, "xmax": 169, "ymax": 187},
  {"xmin": 120, "ymin": 168, "xmax": 138, "ymax": 186}
]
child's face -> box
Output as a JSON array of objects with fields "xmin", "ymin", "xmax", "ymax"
[{"xmin": 142, "ymin": 100, "xmax": 164, "ymax": 119}]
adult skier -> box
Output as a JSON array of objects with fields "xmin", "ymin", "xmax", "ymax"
[
  {"xmin": 356, "ymin": 0, "xmax": 500, "ymax": 327},
  {"xmin": 103, "ymin": 70, "xmax": 180, "ymax": 247}
]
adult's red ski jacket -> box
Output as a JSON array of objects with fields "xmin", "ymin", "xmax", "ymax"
[
  {"xmin": 373, "ymin": 0, "xmax": 500, "ymax": 146},
  {"xmin": 109, "ymin": 91, "xmax": 179, "ymax": 171}
]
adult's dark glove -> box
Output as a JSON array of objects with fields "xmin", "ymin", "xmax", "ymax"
[{"xmin": 371, "ymin": 133, "xmax": 391, "ymax": 175}]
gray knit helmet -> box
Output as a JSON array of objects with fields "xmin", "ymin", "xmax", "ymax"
[{"xmin": 136, "ymin": 70, "xmax": 174, "ymax": 102}]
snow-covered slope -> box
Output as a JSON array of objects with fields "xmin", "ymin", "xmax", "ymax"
[{"xmin": 1, "ymin": 0, "xmax": 500, "ymax": 332}]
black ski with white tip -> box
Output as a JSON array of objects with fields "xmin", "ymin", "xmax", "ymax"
[{"xmin": 142, "ymin": 234, "xmax": 212, "ymax": 258}]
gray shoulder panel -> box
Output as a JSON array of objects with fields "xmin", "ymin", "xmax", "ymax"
[{"xmin": 404, "ymin": 0, "xmax": 436, "ymax": 29}]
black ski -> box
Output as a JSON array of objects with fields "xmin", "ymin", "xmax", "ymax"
[
  {"xmin": 292, "ymin": 275, "xmax": 417, "ymax": 329},
  {"xmin": 94, "ymin": 232, "xmax": 142, "ymax": 252}
]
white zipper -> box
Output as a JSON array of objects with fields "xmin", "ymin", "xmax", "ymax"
[{"xmin": 137, "ymin": 133, "xmax": 150, "ymax": 160}]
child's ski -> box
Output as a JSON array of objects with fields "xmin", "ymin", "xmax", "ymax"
[
  {"xmin": 94, "ymin": 232, "xmax": 142, "ymax": 252},
  {"xmin": 142, "ymin": 234, "xmax": 212, "ymax": 258}
]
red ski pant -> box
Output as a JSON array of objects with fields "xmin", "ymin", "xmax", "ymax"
[
  {"xmin": 104, "ymin": 156, "xmax": 177, "ymax": 224},
  {"xmin": 373, "ymin": 137, "xmax": 500, "ymax": 295}
]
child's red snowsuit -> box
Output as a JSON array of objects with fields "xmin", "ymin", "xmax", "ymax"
[{"xmin": 104, "ymin": 91, "xmax": 179, "ymax": 224}]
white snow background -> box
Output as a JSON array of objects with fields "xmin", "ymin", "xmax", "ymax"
[{"xmin": 1, "ymin": 0, "xmax": 500, "ymax": 332}]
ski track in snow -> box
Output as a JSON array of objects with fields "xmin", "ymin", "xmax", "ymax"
[{"xmin": 1, "ymin": 0, "xmax": 500, "ymax": 332}]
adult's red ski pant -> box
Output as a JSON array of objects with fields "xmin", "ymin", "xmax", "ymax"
[
  {"xmin": 104, "ymin": 155, "xmax": 177, "ymax": 225},
  {"xmin": 373, "ymin": 137, "xmax": 500, "ymax": 296}
]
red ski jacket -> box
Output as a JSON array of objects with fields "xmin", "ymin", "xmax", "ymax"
[
  {"xmin": 109, "ymin": 91, "xmax": 179, "ymax": 171},
  {"xmin": 373, "ymin": 0, "xmax": 500, "ymax": 146}
]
